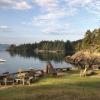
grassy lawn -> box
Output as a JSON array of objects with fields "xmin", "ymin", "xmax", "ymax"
[{"xmin": 0, "ymin": 71, "xmax": 100, "ymax": 100}]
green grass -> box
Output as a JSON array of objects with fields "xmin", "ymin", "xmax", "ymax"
[{"xmin": 0, "ymin": 72, "xmax": 100, "ymax": 100}]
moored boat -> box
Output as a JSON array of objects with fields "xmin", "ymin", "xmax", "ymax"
[{"xmin": 0, "ymin": 58, "xmax": 6, "ymax": 62}]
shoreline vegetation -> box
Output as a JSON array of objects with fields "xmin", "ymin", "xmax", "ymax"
[
  {"xmin": 6, "ymin": 40, "xmax": 74, "ymax": 62},
  {"xmin": 6, "ymin": 40, "xmax": 75, "ymax": 57}
]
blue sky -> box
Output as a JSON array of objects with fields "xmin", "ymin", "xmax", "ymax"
[{"xmin": 0, "ymin": 0, "xmax": 100, "ymax": 44}]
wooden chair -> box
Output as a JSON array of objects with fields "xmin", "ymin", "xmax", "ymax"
[
  {"xmin": 15, "ymin": 69, "xmax": 35, "ymax": 85},
  {"xmin": 2, "ymin": 72, "xmax": 14, "ymax": 86}
]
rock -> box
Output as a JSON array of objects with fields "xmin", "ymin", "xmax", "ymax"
[
  {"xmin": 65, "ymin": 50, "xmax": 100, "ymax": 69},
  {"xmin": 86, "ymin": 70, "xmax": 95, "ymax": 76}
]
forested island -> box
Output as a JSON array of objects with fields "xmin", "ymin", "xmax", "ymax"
[{"xmin": 7, "ymin": 40, "xmax": 75, "ymax": 55}]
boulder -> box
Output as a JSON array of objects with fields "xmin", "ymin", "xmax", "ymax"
[{"xmin": 86, "ymin": 70, "xmax": 95, "ymax": 76}]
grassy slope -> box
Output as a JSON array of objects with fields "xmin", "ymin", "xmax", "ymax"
[{"xmin": 0, "ymin": 71, "xmax": 100, "ymax": 100}]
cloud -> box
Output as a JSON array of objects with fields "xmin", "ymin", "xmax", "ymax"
[
  {"xmin": 32, "ymin": 0, "xmax": 100, "ymax": 17},
  {"xmin": 33, "ymin": 0, "xmax": 58, "ymax": 8},
  {"xmin": 0, "ymin": 0, "xmax": 15, "ymax": 8},
  {"xmin": 16, "ymin": 0, "xmax": 100, "ymax": 38},
  {"xmin": 33, "ymin": 0, "xmax": 77, "ymax": 16},
  {"xmin": 0, "ymin": 0, "xmax": 32, "ymax": 10},
  {"xmin": 65, "ymin": 0, "xmax": 92, "ymax": 7},
  {"xmin": 86, "ymin": 0, "xmax": 100, "ymax": 16},
  {"xmin": 14, "ymin": 1, "xmax": 32, "ymax": 10},
  {"xmin": 41, "ymin": 23, "xmax": 71, "ymax": 35},
  {"xmin": 65, "ymin": 0, "xmax": 100, "ymax": 16},
  {"xmin": 32, "ymin": 0, "xmax": 78, "ymax": 27},
  {"xmin": 0, "ymin": 25, "xmax": 12, "ymax": 32},
  {"xmin": 31, "ymin": 0, "xmax": 79, "ymax": 36},
  {"xmin": 32, "ymin": 11, "xmax": 65, "ymax": 24},
  {"xmin": 32, "ymin": 13, "xmax": 60, "ymax": 27}
]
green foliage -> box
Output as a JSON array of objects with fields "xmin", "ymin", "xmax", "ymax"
[
  {"xmin": 72, "ymin": 39, "xmax": 83, "ymax": 51},
  {"xmin": 7, "ymin": 43, "xmax": 38, "ymax": 54},
  {"xmin": 65, "ymin": 40, "xmax": 75, "ymax": 54},
  {"xmin": 74, "ymin": 28, "xmax": 100, "ymax": 52},
  {"xmin": 7, "ymin": 40, "xmax": 75, "ymax": 55},
  {"xmin": 38, "ymin": 40, "xmax": 65, "ymax": 51}
]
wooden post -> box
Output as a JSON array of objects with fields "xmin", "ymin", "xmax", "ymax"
[
  {"xmin": 80, "ymin": 65, "xmax": 88, "ymax": 77},
  {"xmin": 12, "ymin": 75, "xmax": 15, "ymax": 86},
  {"xmin": 80, "ymin": 70, "xmax": 83, "ymax": 77},
  {"xmin": 22, "ymin": 78, "xmax": 24, "ymax": 85},
  {"xmin": 28, "ymin": 78, "xmax": 31, "ymax": 86},
  {"xmin": 4, "ymin": 78, "xmax": 7, "ymax": 86},
  {"xmin": 83, "ymin": 65, "xmax": 88, "ymax": 77},
  {"xmin": 46, "ymin": 61, "xmax": 54, "ymax": 75}
]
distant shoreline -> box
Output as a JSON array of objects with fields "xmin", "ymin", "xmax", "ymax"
[{"xmin": 35, "ymin": 49, "xmax": 65, "ymax": 53}]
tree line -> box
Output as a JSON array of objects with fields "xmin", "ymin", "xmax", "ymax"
[
  {"xmin": 74, "ymin": 28, "xmax": 100, "ymax": 52},
  {"xmin": 7, "ymin": 40, "xmax": 75, "ymax": 55}
]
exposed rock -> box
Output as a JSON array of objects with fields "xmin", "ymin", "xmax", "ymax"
[
  {"xmin": 65, "ymin": 50, "xmax": 100, "ymax": 69},
  {"xmin": 86, "ymin": 70, "xmax": 95, "ymax": 76}
]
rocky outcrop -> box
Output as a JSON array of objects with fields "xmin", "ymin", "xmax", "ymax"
[{"xmin": 65, "ymin": 51, "xmax": 100, "ymax": 69}]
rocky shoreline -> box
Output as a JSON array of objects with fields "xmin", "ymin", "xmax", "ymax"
[{"xmin": 65, "ymin": 50, "xmax": 100, "ymax": 69}]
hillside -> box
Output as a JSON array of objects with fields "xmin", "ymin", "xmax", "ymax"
[{"xmin": 74, "ymin": 28, "xmax": 100, "ymax": 52}]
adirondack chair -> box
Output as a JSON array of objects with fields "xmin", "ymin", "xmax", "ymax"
[
  {"xmin": 15, "ymin": 69, "xmax": 27, "ymax": 85},
  {"xmin": 15, "ymin": 69, "xmax": 35, "ymax": 85},
  {"xmin": 2, "ymin": 72, "xmax": 14, "ymax": 86}
]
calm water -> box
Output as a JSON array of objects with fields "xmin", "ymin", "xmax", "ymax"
[{"xmin": 0, "ymin": 51, "xmax": 72, "ymax": 74}]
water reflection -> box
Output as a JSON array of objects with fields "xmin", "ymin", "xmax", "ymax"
[
  {"xmin": 8, "ymin": 51, "xmax": 72, "ymax": 62},
  {"xmin": 0, "ymin": 51, "xmax": 73, "ymax": 74}
]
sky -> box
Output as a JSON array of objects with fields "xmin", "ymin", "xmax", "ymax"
[{"xmin": 0, "ymin": 0, "xmax": 100, "ymax": 44}]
